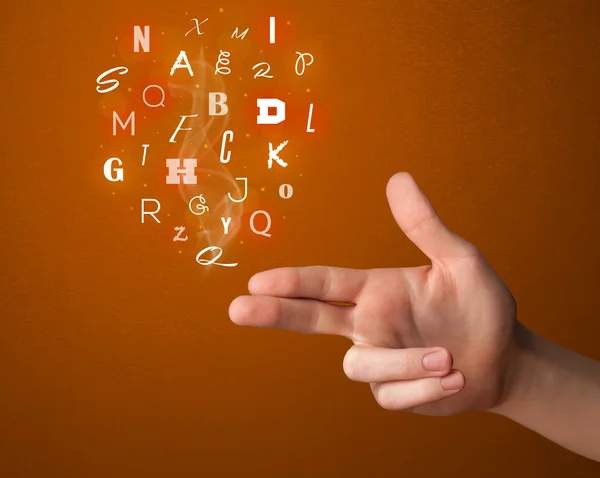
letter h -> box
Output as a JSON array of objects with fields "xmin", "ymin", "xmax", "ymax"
[{"xmin": 166, "ymin": 158, "xmax": 197, "ymax": 184}]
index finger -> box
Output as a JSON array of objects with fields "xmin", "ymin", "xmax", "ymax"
[{"xmin": 248, "ymin": 266, "xmax": 368, "ymax": 303}]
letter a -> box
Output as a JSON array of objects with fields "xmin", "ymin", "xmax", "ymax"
[{"xmin": 170, "ymin": 51, "xmax": 194, "ymax": 77}]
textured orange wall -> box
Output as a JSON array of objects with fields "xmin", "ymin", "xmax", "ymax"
[{"xmin": 2, "ymin": 0, "xmax": 600, "ymax": 476}]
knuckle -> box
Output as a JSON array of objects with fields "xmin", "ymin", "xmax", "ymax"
[
  {"xmin": 343, "ymin": 347, "xmax": 366, "ymax": 381},
  {"xmin": 419, "ymin": 379, "xmax": 443, "ymax": 403},
  {"xmin": 373, "ymin": 385, "xmax": 398, "ymax": 411}
]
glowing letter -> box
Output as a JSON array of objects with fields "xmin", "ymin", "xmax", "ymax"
[
  {"xmin": 173, "ymin": 226, "xmax": 189, "ymax": 242},
  {"xmin": 231, "ymin": 27, "xmax": 249, "ymax": 39},
  {"xmin": 257, "ymin": 98, "xmax": 285, "ymax": 125},
  {"xmin": 250, "ymin": 210, "xmax": 272, "ymax": 237},
  {"xmin": 268, "ymin": 141, "xmax": 289, "ymax": 169},
  {"xmin": 141, "ymin": 144, "xmax": 149, "ymax": 165},
  {"xmin": 142, "ymin": 85, "xmax": 165, "ymax": 108},
  {"xmin": 220, "ymin": 130, "xmax": 234, "ymax": 163},
  {"xmin": 170, "ymin": 51, "xmax": 194, "ymax": 77},
  {"xmin": 295, "ymin": 52, "xmax": 314, "ymax": 76},
  {"xmin": 252, "ymin": 62, "xmax": 273, "ymax": 79},
  {"xmin": 189, "ymin": 195, "xmax": 209, "ymax": 215},
  {"xmin": 96, "ymin": 66, "xmax": 128, "ymax": 94},
  {"xmin": 221, "ymin": 217, "xmax": 232, "ymax": 235},
  {"xmin": 141, "ymin": 199, "xmax": 161, "ymax": 223},
  {"xmin": 269, "ymin": 17, "xmax": 275, "ymax": 44},
  {"xmin": 133, "ymin": 26, "xmax": 150, "ymax": 52},
  {"xmin": 196, "ymin": 246, "xmax": 237, "ymax": 267},
  {"xmin": 228, "ymin": 178, "xmax": 248, "ymax": 203},
  {"xmin": 166, "ymin": 158, "xmax": 197, "ymax": 184},
  {"xmin": 215, "ymin": 50, "xmax": 231, "ymax": 75},
  {"xmin": 112, "ymin": 111, "xmax": 135, "ymax": 136},
  {"xmin": 185, "ymin": 18, "xmax": 208, "ymax": 36},
  {"xmin": 209, "ymin": 92, "xmax": 228, "ymax": 116},
  {"xmin": 170, "ymin": 114, "xmax": 198, "ymax": 143},
  {"xmin": 306, "ymin": 103, "xmax": 315, "ymax": 133},
  {"xmin": 279, "ymin": 184, "xmax": 293, "ymax": 199},
  {"xmin": 103, "ymin": 157, "xmax": 123, "ymax": 182}
]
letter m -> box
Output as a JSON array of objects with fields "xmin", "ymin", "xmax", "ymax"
[
  {"xmin": 112, "ymin": 111, "xmax": 135, "ymax": 135},
  {"xmin": 231, "ymin": 27, "xmax": 249, "ymax": 40}
]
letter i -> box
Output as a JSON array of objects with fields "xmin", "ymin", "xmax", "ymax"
[{"xmin": 269, "ymin": 17, "xmax": 275, "ymax": 44}]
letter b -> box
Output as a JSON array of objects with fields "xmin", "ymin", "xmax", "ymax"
[{"xmin": 209, "ymin": 92, "xmax": 228, "ymax": 116}]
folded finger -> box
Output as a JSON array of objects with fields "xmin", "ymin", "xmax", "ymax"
[
  {"xmin": 229, "ymin": 295, "xmax": 354, "ymax": 337},
  {"xmin": 370, "ymin": 370, "xmax": 465, "ymax": 411}
]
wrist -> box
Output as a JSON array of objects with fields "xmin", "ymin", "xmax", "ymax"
[{"xmin": 489, "ymin": 321, "xmax": 543, "ymax": 417}]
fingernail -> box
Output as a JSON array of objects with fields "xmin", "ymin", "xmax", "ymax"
[
  {"xmin": 441, "ymin": 371, "xmax": 464, "ymax": 391},
  {"xmin": 422, "ymin": 349, "xmax": 449, "ymax": 371}
]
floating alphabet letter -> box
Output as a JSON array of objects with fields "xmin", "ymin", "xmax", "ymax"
[
  {"xmin": 227, "ymin": 178, "xmax": 248, "ymax": 203},
  {"xmin": 104, "ymin": 157, "xmax": 123, "ymax": 182},
  {"xmin": 141, "ymin": 199, "xmax": 161, "ymax": 223},
  {"xmin": 268, "ymin": 141, "xmax": 289, "ymax": 169},
  {"xmin": 257, "ymin": 98, "xmax": 285, "ymax": 125},
  {"xmin": 166, "ymin": 158, "xmax": 197, "ymax": 185},
  {"xmin": 196, "ymin": 246, "xmax": 237, "ymax": 267},
  {"xmin": 133, "ymin": 26, "xmax": 150, "ymax": 52},
  {"xmin": 96, "ymin": 66, "xmax": 128, "ymax": 94}
]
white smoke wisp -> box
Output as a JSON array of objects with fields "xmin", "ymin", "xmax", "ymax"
[{"xmin": 168, "ymin": 49, "xmax": 244, "ymax": 252}]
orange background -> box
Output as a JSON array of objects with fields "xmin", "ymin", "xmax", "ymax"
[{"xmin": 2, "ymin": 0, "xmax": 600, "ymax": 476}]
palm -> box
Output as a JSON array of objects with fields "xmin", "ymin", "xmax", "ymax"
[
  {"xmin": 350, "ymin": 260, "xmax": 515, "ymax": 414},
  {"xmin": 230, "ymin": 173, "xmax": 517, "ymax": 415}
]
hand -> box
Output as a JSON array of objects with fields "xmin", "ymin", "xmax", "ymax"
[{"xmin": 229, "ymin": 173, "xmax": 518, "ymax": 416}]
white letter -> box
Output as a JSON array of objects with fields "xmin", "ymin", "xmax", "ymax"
[
  {"xmin": 170, "ymin": 114, "xmax": 198, "ymax": 143},
  {"xmin": 268, "ymin": 141, "xmax": 289, "ymax": 169},
  {"xmin": 306, "ymin": 103, "xmax": 315, "ymax": 133},
  {"xmin": 112, "ymin": 111, "xmax": 135, "ymax": 136},
  {"xmin": 295, "ymin": 52, "xmax": 314, "ymax": 76},
  {"xmin": 269, "ymin": 17, "xmax": 275, "ymax": 44},
  {"xmin": 141, "ymin": 199, "xmax": 161, "ymax": 223},
  {"xmin": 257, "ymin": 98, "xmax": 285, "ymax": 125},
  {"xmin": 189, "ymin": 195, "xmax": 209, "ymax": 215},
  {"xmin": 220, "ymin": 130, "xmax": 234, "ymax": 163},
  {"xmin": 103, "ymin": 157, "xmax": 123, "ymax": 182},
  {"xmin": 173, "ymin": 226, "xmax": 188, "ymax": 242},
  {"xmin": 215, "ymin": 50, "xmax": 231, "ymax": 75},
  {"xmin": 252, "ymin": 62, "xmax": 273, "ymax": 79},
  {"xmin": 142, "ymin": 85, "xmax": 165, "ymax": 108},
  {"xmin": 141, "ymin": 144, "xmax": 149, "ymax": 165},
  {"xmin": 221, "ymin": 217, "xmax": 232, "ymax": 235},
  {"xmin": 250, "ymin": 210, "xmax": 272, "ymax": 237},
  {"xmin": 279, "ymin": 184, "xmax": 293, "ymax": 199},
  {"xmin": 96, "ymin": 66, "xmax": 128, "ymax": 94},
  {"xmin": 196, "ymin": 246, "xmax": 237, "ymax": 267},
  {"xmin": 209, "ymin": 92, "xmax": 228, "ymax": 116},
  {"xmin": 170, "ymin": 51, "xmax": 194, "ymax": 77},
  {"xmin": 231, "ymin": 27, "xmax": 249, "ymax": 39},
  {"xmin": 133, "ymin": 26, "xmax": 150, "ymax": 52},
  {"xmin": 185, "ymin": 18, "xmax": 208, "ymax": 36},
  {"xmin": 166, "ymin": 158, "xmax": 197, "ymax": 184},
  {"xmin": 228, "ymin": 178, "xmax": 248, "ymax": 203}
]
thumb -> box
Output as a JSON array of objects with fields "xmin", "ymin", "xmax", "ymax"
[{"xmin": 386, "ymin": 172, "xmax": 476, "ymax": 263}]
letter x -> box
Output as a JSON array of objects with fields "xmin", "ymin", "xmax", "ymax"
[{"xmin": 185, "ymin": 18, "xmax": 208, "ymax": 36}]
